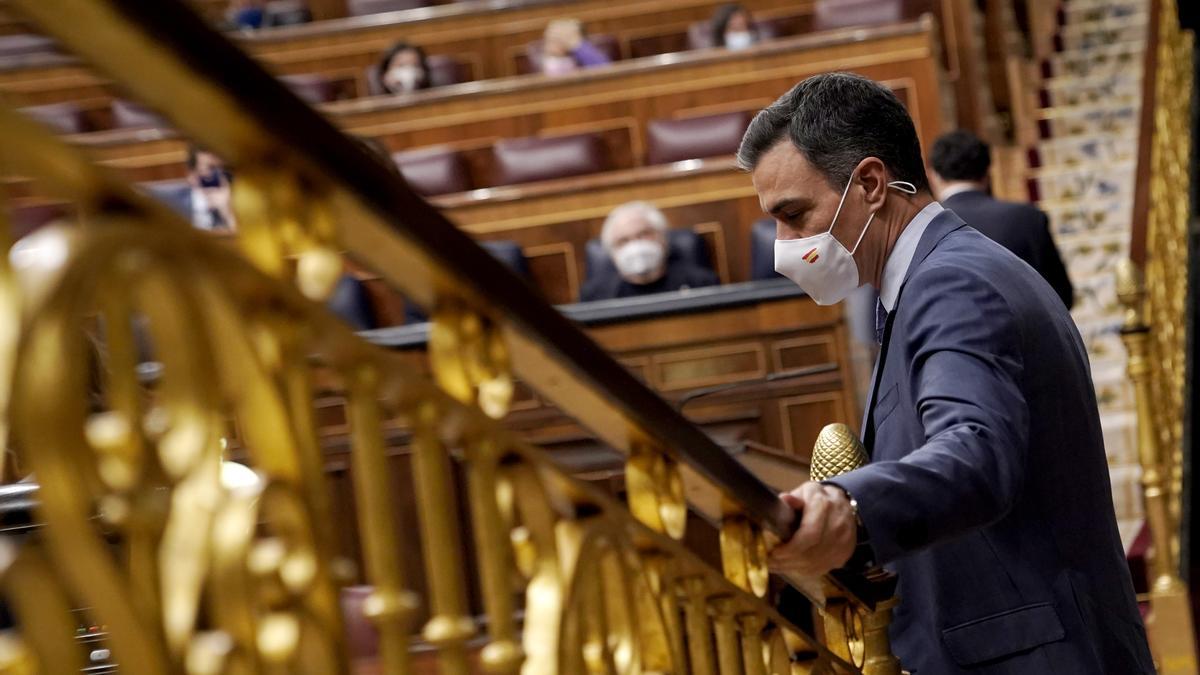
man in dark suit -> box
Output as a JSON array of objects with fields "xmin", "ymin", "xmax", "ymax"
[
  {"xmin": 739, "ymin": 73, "xmax": 1151, "ymax": 673},
  {"xmin": 930, "ymin": 129, "xmax": 1074, "ymax": 309}
]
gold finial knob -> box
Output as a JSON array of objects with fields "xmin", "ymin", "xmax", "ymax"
[
  {"xmin": 1114, "ymin": 258, "xmax": 1145, "ymax": 330},
  {"xmin": 810, "ymin": 423, "xmax": 868, "ymax": 481}
]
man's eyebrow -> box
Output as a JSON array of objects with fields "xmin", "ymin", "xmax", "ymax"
[{"xmin": 766, "ymin": 197, "xmax": 812, "ymax": 216}]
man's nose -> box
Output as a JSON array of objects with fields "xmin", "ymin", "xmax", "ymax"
[{"xmin": 776, "ymin": 221, "xmax": 800, "ymax": 241}]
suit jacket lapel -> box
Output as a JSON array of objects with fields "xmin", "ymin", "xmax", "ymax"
[{"xmin": 860, "ymin": 209, "xmax": 968, "ymax": 448}]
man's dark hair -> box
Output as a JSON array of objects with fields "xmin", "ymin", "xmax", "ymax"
[
  {"xmin": 929, "ymin": 129, "xmax": 991, "ymax": 182},
  {"xmin": 736, "ymin": 72, "xmax": 929, "ymax": 191}
]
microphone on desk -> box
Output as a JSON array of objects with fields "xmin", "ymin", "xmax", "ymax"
[{"xmin": 809, "ymin": 423, "xmax": 869, "ymax": 482}]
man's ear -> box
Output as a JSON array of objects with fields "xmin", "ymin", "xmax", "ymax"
[{"xmin": 854, "ymin": 157, "xmax": 888, "ymax": 208}]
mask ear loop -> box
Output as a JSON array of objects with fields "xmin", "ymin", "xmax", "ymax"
[
  {"xmin": 848, "ymin": 180, "xmax": 919, "ymax": 255},
  {"xmin": 826, "ymin": 174, "xmax": 855, "ymax": 235}
]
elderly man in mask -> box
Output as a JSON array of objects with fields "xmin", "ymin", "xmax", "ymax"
[{"xmin": 579, "ymin": 201, "xmax": 718, "ymax": 302}]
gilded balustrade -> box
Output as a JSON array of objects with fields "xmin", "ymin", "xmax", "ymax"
[
  {"xmin": 0, "ymin": 106, "xmax": 874, "ymax": 674},
  {"xmin": 0, "ymin": 0, "xmax": 907, "ymax": 670},
  {"xmin": 1117, "ymin": 0, "xmax": 1196, "ymax": 672}
]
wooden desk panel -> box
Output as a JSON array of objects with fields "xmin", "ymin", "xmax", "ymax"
[{"xmin": 66, "ymin": 21, "xmax": 943, "ymax": 187}]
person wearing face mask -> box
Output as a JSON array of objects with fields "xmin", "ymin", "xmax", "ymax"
[
  {"xmin": 741, "ymin": 73, "xmax": 1151, "ymax": 674},
  {"xmin": 579, "ymin": 201, "xmax": 718, "ymax": 302},
  {"xmin": 540, "ymin": 19, "xmax": 612, "ymax": 77},
  {"xmin": 376, "ymin": 42, "xmax": 431, "ymax": 95},
  {"xmin": 711, "ymin": 3, "xmax": 759, "ymax": 50}
]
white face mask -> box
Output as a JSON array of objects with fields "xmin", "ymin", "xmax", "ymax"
[
  {"xmin": 724, "ymin": 31, "xmax": 756, "ymax": 50},
  {"xmin": 384, "ymin": 65, "xmax": 425, "ymax": 92},
  {"xmin": 774, "ymin": 176, "xmax": 918, "ymax": 305},
  {"xmin": 613, "ymin": 239, "xmax": 665, "ymax": 281}
]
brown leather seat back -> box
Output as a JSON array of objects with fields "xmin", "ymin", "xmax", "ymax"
[{"xmin": 645, "ymin": 111, "xmax": 750, "ymax": 165}]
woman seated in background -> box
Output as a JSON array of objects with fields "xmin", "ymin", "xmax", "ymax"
[
  {"xmin": 376, "ymin": 41, "xmax": 432, "ymax": 94},
  {"xmin": 541, "ymin": 19, "xmax": 611, "ymax": 76},
  {"xmin": 711, "ymin": 3, "xmax": 759, "ymax": 50}
]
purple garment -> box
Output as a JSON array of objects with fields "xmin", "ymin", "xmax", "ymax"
[{"xmin": 571, "ymin": 40, "xmax": 611, "ymax": 68}]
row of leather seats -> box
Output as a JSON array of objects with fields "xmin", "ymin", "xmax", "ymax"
[
  {"xmin": 17, "ymin": 73, "xmax": 343, "ymax": 133},
  {"xmin": 395, "ymin": 109, "xmax": 750, "ymax": 195}
]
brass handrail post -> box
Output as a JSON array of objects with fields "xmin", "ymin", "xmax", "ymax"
[{"xmin": 1117, "ymin": 259, "xmax": 1198, "ymax": 674}]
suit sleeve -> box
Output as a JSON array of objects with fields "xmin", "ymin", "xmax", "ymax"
[
  {"xmin": 1036, "ymin": 211, "xmax": 1074, "ymax": 310},
  {"xmin": 828, "ymin": 264, "xmax": 1030, "ymax": 564}
]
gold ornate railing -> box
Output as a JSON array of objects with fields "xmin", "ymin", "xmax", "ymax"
[
  {"xmin": 1118, "ymin": 0, "xmax": 1196, "ymax": 671},
  {"xmin": 0, "ymin": 0, "xmax": 901, "ymax": 672}
]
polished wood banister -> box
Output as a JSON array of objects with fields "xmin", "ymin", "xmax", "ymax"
[{"xmin": 15, "ymin": 0, "xmax": 803, "ymax": 537}]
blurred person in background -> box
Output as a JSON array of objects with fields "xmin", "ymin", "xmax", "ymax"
[
  {"xmin": 711, "ymin": 3, "xmax": 759, "ymax": 50},
  {"xmin": 541, "ymin": 19, "xmax": 611, "ymax": 76},
  {"xmin": 930, "ymin": 129, "xmax": 1073, "ymax": 309},
  {"xmin": 377, "ymin": 41, "xmax": 432, "ymax": 94},
  {"xmin": 226, "ymin": 0, "xmax": 266, "ymax": 30},
  {"xmin": 180, "ymin": 145, "xmax": 237, "ymax": 231},
  {"xmin": 581, "ymin": 201, "xmax": 718, "ymax": 301}
]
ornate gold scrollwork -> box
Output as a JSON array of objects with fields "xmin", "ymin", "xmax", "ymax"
[
  {"xmin": 429, "ymin": 304, "xmax": 514, "ymax": 420},
  {"xmin": 625, "ymin": 443, "xmax": 687, "ymax": 541},
  {"xmin": 10, "ymin": 222, "xmax": 346, "ymax": 673},
  {"xmin": 231, "ymin": 165, "xmax": 343, "ymax": 302}
]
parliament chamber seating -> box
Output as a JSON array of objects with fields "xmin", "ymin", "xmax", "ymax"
[
  {"xmin": 516, "ymin": 33, "xmax": 622, "ymax": 75},
  {"xmin": 644, "ymin": 110, "xmax": 750, "ymax": 165},
  {"xmin": 346, "ymin": 0, "xmax": 433, "ymax": 17},
  {"xmin": 0, "ymin": 32, "xmax": 54, "ymax": 57},
  {"xmin": 279, "ymin": 72, "xmax": 338, "ymax": 102},
  {"xmin": 110, "ymin": 98, "xmax": 167, "ymax": 129},
  {"xmin": 363, "ymin": 53, "xmax": 472, "ymax": 95},
  {"xmin": 19, "ymin": 101, "xmax": 85, "ymax": 134},
  {"xmin": 490, "ymin": 132, "xmax": 610, "ymax": 186},
  {"xmin": 392, "ymin": 147, "xmax": 472, "ymax": 196},
  {"xmin": 685, "ymin": 16, "xmax": 782, "ymax": 49},
  {"xmin": 582, "ymin": 227, "xmax": 716, "ymax": 289},
  {"xmin": 263, "ymin": 0, "xmax": 311, "ymax": 26},
  {"xmin": 749, "ymin": 217, "xmax": 780, "ymax": 281},
  {"xmin": 813, "ymin": 0, "xmax": 910, "ymax": 31}
]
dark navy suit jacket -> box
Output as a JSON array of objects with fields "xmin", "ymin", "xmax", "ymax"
[
  {"xmin": 830, "ymin": 210, "xmax": 1152, "ymax": 673},
  {"xmin": 943, "ymin": 190, "xmax": 1074, "ymax": 310}
]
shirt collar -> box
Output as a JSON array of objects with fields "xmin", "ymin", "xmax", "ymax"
[
  {"xmin": 880, "ymin": 201, "xmax": 944, "ymax": 311},
  {"xmin": 938, "ymin": 182, "xmax": 985, "ymax": 200}
]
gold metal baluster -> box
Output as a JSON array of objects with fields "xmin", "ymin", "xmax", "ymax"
[
  {"xmin": 738, "ymin": 614, "xmax": 767, "ymax": 675},
  {"xmin": 719, "ymin": 516, "xmax": 769, "ymax": 598},
  {"xmin": 410, "ymin": 401, "xmax": 475, "ymax": 675},
  {"xmin": 1116, "ymin": 259, "xmax": 1198, "ymax": 674},
  {"xmin": 0, "ymin": 543, "xmax": 85, "ymax": 674},
  {"xmin": 710, "ymin": 596, "xmax": 744, "ymax": 675},
  {"xmin": 860, "ymin": 597, "xmax": 900, "ymax": 675},
  {"xmin": 465, "ymin": 437, "xmax": 523, "ymax": 674},
  {"xmin": 643, "ymin": 551, "xmax": 687, "ymax": 673},
  {"xmin": 347, "ymin": 369, "xmax": 417, "ymax": 675},
  {"xmin": 682, "ymin": 577, "xmax": 718, "ymax": 675}
]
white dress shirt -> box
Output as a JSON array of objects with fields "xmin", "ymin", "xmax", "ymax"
[{"xmin": 879, "ymin": 201, "xmax": 944, "ymax": 312}]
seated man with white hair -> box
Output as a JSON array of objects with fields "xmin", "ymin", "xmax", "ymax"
[{"xmin": 580, "ymin": 201, "xmax": 719, "ymax": 301}]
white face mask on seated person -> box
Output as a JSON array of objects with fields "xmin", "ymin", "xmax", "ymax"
[
  {"xmin": 384, "ymin": 65, "xmax": 426, "ymax": 93},
  {"xmin": 613, "ymin": 239, "xmax": 666, "ymax": 282},
  {"xmin": 774, "ymin": 174, "xmax": 918, "ymax": 305},
  {"xmin": 724, "ymin": 31, "xmax": 756, "ymax": 50}
]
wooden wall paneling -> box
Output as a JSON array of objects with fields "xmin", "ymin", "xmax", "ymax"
[
  {"xmin": 650, "ymin": 341, "xmax": 768, "ymax": 391},
  {"xmin": 778, "ymin": 391, "xmax": 850, "ymax": 457},
  {"xmin": 517, "ymin": 240, "xmax": 579, "ymax": 304}
]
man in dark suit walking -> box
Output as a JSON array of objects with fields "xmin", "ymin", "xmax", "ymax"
[
  {"xmin": 739, "ymin": 73, "xmax": 1152, "ymax": 673},
  {"xmin": 930, "ymin": 129, "xmax": 1074, "ymax": 309}
]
